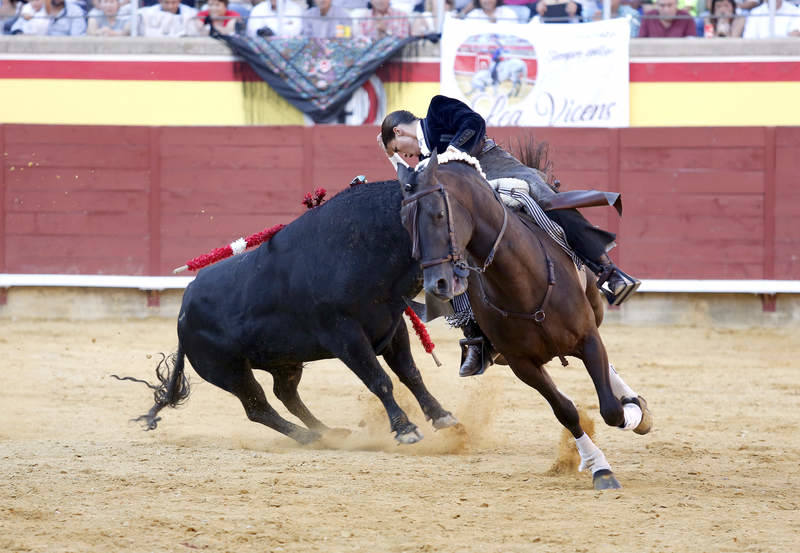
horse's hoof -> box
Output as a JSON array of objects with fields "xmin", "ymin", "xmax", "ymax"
[
  {"xmin": 593, "ymin": 469, "xmax": 622, "ymax": 490},
  {"xmin": 432, "ymin": 413, "xmax": 459, "ymax": 430},
  {"xmin": 396, "ymin": 428, "xmax": 423, "ymax": 445},
  {"xmin": 633, "ymin": 396, "xmax": 653, "ymax": 435}
]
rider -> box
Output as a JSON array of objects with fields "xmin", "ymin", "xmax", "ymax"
[
  {"xmin": 488, "ymin": 37, "xmax": 506, "ymax": 86},
  {"xmin": 378, "ymin": 94, "xmax": 640, "ymax": 378}
]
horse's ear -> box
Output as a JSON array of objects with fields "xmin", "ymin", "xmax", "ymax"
[
  {"xmin": 397, "ymin": 163, "xmax": 414, "ymax": 190},
  {"xmin": 420, "ymin": 148, "xmax": 438, "ymax": 185}
]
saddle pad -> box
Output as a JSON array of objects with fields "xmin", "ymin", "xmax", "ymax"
[{"xmin": 489, "ymin": 178, "xmax": 582, "ymax": 268}]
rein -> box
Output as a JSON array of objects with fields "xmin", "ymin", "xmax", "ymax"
[
  {"xmin": 401, "ymin": 182, "xmax": 508, "ymax": 273},
  {"xmin": 475, "ymin": 232, "xmax": 568, "ymax": 366},
  {"xmin": 403, "ymin": 171, "xmax": 566, "ymax": 366}
]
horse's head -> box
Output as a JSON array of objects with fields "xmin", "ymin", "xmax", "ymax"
[{"xmin": 398, "ymin": 152, "xmax": 474, "ymax": 302}]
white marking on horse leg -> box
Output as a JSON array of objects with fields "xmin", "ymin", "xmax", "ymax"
[
  {"xmin": 608, "ymin": 363, "xmax": 636, "ymax": 400},
  {"xmin": 575, "ymin": 433, "xmax": 612, "ymax": 474},
  {"xmin": 608, "ymin": 364, "xmax": 644, "ymax": 430},
  {"xmin": 620, "ymin": 402, "xmax": 643, "ymax": 431}
]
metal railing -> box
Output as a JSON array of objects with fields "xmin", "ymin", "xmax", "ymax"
[{"xmin": 2, "ymin": 0, "xmax": 798, "ymax": 39}]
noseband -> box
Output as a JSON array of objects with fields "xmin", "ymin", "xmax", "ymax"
[{"xmin": 400, "ymin": 182, "xmax": 508, "ymax": 274}]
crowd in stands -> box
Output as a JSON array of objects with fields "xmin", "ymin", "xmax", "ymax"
[{"xmin": 1, "ymin": 0, "xmax": 798, "ymax": 38}]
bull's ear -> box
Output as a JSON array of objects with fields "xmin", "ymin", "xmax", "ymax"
[{"xmin": 397, "ymin": 163, "xmax": 414, "ymax": 189}]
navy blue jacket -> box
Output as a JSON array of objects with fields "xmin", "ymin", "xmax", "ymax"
[{"xmin": 420, "ymin": 95, "xmax": 486, "ymax": 158}]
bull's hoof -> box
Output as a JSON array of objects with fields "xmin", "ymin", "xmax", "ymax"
[
  {"xmin": 633, "ymin": 396, "xmax": 653, "ymax": 435},
  {"xmin": 133, "ymin": 414, "xmax": 161, "ymax": 431},
  {"xmin": 593, "ymin": 469, "xmax": 622, "ymax": 490},
  {"xmin": 395, "ymin": 427, "xmax": 423, "ymax": 445},
  {"xmin": 293, "ymin": 429, "xmax": 322, "ymax": 445},
  {"xmin": 324, "ymin": 427, "xmax": 352, "ymax": 440},
  {"xmin": 432, "ymin": 413, "xmax": 459, "ymax": 430}
]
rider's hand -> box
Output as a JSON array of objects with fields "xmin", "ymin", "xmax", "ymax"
[{"xmin": 376, "ymin": 132, "xmax": 389, "ymax": 157}]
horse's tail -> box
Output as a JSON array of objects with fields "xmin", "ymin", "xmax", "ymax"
[
  {"xmin": 512, "ymin": 136, "xmax": 557, "ymax": 191},
  {"xmin": 110, "ymin": 343, "xmax": 191, "ymax": 431}
]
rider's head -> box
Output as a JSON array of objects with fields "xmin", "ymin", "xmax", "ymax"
[{"xmin": 381, "ymin": 110, "xmax": 421, "ymax": 160}]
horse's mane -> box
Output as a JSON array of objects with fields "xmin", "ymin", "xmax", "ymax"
[{"xmin": 507, "ymin": 135, "xmax": 556, "ymax": 188}]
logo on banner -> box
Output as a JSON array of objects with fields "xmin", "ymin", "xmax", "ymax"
[
  {"xmin": 441, "ymin": 18, "xmax": 630, "ymax": 127},
  {"xmin": 454, "ymin": 33, "xmax": 537, "ymax": 112}
]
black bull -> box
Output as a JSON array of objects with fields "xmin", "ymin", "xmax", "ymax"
[{"xmin": 120, "ymin": 180, "xmax": 458, "ymax": 445}]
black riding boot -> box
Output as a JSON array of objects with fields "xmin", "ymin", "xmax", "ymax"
[
  {"xmin": 593, "ymin": 253, "xmax": 641, "ymax": 306},
  {"xmin": 458, "ymin": 320, "xmax": 495, "ymax": 377},
  {"xmin": 543, "ymin": 209, "xmax": 640, "ymax": 306}
]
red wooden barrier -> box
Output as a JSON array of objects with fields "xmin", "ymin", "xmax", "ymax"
[{"xmin": 1, "ymin": 124, "xmax": 798, "ymax": 280}]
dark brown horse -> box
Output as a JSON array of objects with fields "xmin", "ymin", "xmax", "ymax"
[{"xmin": 397, "ymin": 151, "xmax": 652, "ymax": 490}]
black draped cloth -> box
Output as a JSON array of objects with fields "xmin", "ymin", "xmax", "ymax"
[{"xmin": 213, "ymin": 30, "xmax": 434, "ymax": 124}]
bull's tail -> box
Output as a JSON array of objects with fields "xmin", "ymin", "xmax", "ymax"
[{"xmin": 110, "ymin": 343, "xmax": 191, "ymax": 430}]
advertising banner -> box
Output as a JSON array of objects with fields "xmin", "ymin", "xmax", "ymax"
[{"xmin": 440, "ymin": 17, "xmax": 630, "ymax": 127}]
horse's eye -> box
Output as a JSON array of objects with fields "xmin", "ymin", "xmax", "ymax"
[{"xmin": 436, "ymin": 210, "xmax": 445, "ymax": 220}]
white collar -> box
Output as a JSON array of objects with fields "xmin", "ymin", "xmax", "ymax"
[{"xmin": 416, "ymin": 121, "xmax": 430, "ymax": 157}]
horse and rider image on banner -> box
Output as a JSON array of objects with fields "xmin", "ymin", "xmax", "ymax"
[
  {"xmin": 441, "ymin": 18, "xmax": 630, "ymax": 127},
  {"xmin": 456, "ymin": 33, "xmax": 535, "ymax": 101}
]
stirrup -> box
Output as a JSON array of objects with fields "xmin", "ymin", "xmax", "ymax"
[
  {"xmin": 597, "ymin": 266, "xmax": 641, "ymax": 306},
  {"xmin": 458, "ymin": 337, "xmax": 493, "ymax": 377}
]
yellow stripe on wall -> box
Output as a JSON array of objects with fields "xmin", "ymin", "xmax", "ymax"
[
  {"xmin": 630, "ymin": 82, "xmax": 800, "ymax": 127},
  {"xmin": 383, "ymin": 82, "xmax": 440, "ymax": 118},
  {"xmin": 0, "ymin": 79, "xmax": 305, "ymax": 126},
  {"xmin": 3, "ymin": 79, "xmax": 800, "ymax": 127}
]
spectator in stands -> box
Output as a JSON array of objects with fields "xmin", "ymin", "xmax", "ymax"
[
  {"xmin": 301, "ymin": 0, "xmax": 352, "ymax": 37},
  {"xmin": 87, "ymin": 0, "xmax": 132, "ymax": 35},
  {"xmin": 466, "ymin": 0, "xmax": 517, "ymax": 21},
  {"xmin": 577, "ymin": 0, "xmax": 599, "ymax": 19},
  {"xmin": 246, "ymin": 0, "xmax": 304, "ymax": 37},
  {"xmin": 502, "ymin": 0, "xmax": 536, "ymax": 22},
  {"xmin": 743, "ymin": 0, "xmax": 800, "ymax": 38},
  {"xmin": 355, "ymin": 0, "xmax": 427, "ymax": 38},
  {"xmin": 139, "ymin": 0, "xmax": 198, "ymax": 36},
  {"xmin": 141, "ymin": 0, "xmax": 195, "ymax": 6},
  {"xmin": 638, "ymin": 0, "xmax": 696, "ymax": 36},
  {"xmin": 677, "ymin": 0, "xmax": 697, "ymax": 15},
  {"xmin": 11, "ymin": 0, "xmax": 87, "ymax": 34},
  {"xmin": 703, "ymin": 0, "xmax": 743, "ymax": 36},
  {"xmin": 593, "ymin": 0, "xmax": 641, "ymax": 36},
  {"xmin": 194, "ymin": 0, "xmax": 240, "ymax": 34},
  {"xmin": 1, "ymin": 0, "xmax": 21, "ymax": 33},
  {"xmin": 334, "ymin": 0, "xmax": 368, "ymax": 9},
  {"xmin": 536, "ymin": 0, "xmax": 583, "ymax": 23},
  {"xmin": 18, "ymin": 0, "xmax": 50, "ymax": 34},
  {"xmin": 453, "ymin": 0, "xmax": 476, "ymax": 17}
]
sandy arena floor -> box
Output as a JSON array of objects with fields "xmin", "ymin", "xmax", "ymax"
[{"xmin": 1, "ymin": 316, "xmax": 798, "ymax": 553}]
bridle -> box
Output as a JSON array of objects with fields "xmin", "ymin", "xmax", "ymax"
[
  {"xmin": 400, "ymin": 182, "xmax": 508, "ymax": 274},
  {"xmin": 400, "ymin": 176, "xmax": 566, "ymax": 366}
]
